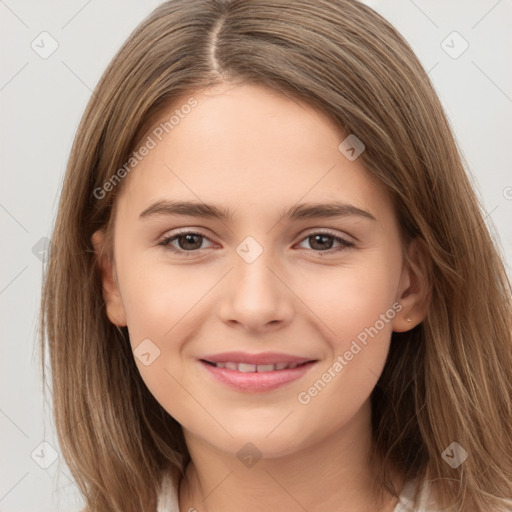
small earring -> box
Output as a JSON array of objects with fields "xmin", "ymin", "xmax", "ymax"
[{"xmin": 405, "ymin": 316, "xmax": 412, "ymax": 322}]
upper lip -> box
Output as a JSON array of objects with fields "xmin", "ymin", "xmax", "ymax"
[{"xmin": 200, "ymin": 351, "xmax": 316, "ymax": 365}]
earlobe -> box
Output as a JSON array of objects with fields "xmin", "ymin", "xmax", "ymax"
[
  {"xmin": 392, "ymin": 238, "xmax": 431, "ymax": 333},
  {"xmin": 91, "ymin": 230, "xmax": 127, "ymax": 327}
]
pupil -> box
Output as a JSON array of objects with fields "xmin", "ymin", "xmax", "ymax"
[
  {"xmin": 310, "ymin": 234, "xmax": 333, "ymax": 251},
  {"xmin": 179, "ymin": 234, "xmax": 202, "ymax": 250}
]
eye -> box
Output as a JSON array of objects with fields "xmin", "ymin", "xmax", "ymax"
[
  {"xmin": 158, "ymin": 229, "xmax": 354, "ymax": 256},
  {"xmin": 296, "ymin": 231, "xmax": 354, "ymax": 254},
  {"xmin": 158, "ymin": 231, "xmax": 215, "ymax": 254}
]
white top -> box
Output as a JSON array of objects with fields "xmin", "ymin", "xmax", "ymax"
[
  {"xmin": 156, "ymin": 473, "xmax": 437, "ymax": 512},
  {"xmin": 392, "ymin": 479, "xmax": 438, "ymax": 511}
]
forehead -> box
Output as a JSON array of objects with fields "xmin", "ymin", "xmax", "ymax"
[{"xmin": 115, "ymin": 83, "xmax": 394, "ymax": 227}]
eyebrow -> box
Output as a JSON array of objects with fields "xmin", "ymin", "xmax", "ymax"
[{"xmin": 139, "ymin": 200, "xmax": 376, "ymax": 223}]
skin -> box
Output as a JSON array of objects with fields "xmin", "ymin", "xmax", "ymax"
[{"xmin": 92, "ymin": 82, "xmax": 429, "ymax": 512}]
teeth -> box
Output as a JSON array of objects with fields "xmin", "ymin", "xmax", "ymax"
[
  {"xmin": 212, "ymin": 361, "xmax": 305, "ymax": 372},
  {"xmin": 238, "ymin": 363, "xmax": 257, "ymax": 373},
  {"xmin": 256, "ymin": 364, "xmax": 275, "ymax": 372}
]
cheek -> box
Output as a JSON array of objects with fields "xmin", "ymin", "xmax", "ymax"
[
  {"xmin": 118, "ymin": 265, "xmax": 203, "ymax": 424},
  {"xmin": 293, "ymin": 255, "xmax": 401, "ymax": 345},
  {"xmin": 119, "ymin": 258, "xmax": 213, "ymax": 345},
  {"xmin": 291, "ymin": 258, "xmax": 400, "ymax": 408},
  {"xmin": 116, "ymin": 260, "xmax": 215, "ymax": 409}
]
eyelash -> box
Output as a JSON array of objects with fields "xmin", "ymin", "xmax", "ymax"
[{"xmin": 157, "ymin": 229, "xmax": 354, "ymax": 257}]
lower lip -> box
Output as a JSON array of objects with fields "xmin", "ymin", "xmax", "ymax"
[{"xmin": 200, "ymin": 360, "xmax": 316, "ymax": 392}]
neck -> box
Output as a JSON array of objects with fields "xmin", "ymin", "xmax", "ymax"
[{"xmin": 178, "ymin": 400, "xmax": 403, "ymax": 512}]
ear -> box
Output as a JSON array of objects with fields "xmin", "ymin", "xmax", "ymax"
[
  {"xmin": 91, "ymin": 230, "xmax": 127, "ymax": 327},
  {"xmin": 392, "ymin": 237, "xmax": 431, "ymax": 333}
]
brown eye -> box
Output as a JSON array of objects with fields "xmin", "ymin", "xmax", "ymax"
[
  {"xmin": 308, "ymin": 234, "xmax": 334, "ymax": 251},
  {"xmin": 298, "ymin": 231, "xmax": 354, "ymax": 253},
  {"xmin": 174, "ymin": 233, "xmax": 204, "ymax": 251},
  {"xmin": 159, "ymin": 231, "xmax": 214, "ymax": 253}
]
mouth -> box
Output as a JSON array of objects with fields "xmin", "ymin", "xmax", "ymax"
[
  {"xmin": 201, "ymin": 360, "xmax": 311, "ymax": 372},
  {"xmin": 199, "ymin": 352, "xmax": 318, "ymax": 392}
]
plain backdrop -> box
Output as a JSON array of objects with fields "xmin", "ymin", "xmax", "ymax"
[{"xmin": 1, "ymin": 1, "xmax": 511, "ymax": 510}]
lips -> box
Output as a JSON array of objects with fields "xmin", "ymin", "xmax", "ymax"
[
  {"xmin": 199, "ymin": 352, "xmax": 317, "ymax": 392},
  {"xmin": 201, "ymin": 351, "xmax": 313, "ymax": 366}
]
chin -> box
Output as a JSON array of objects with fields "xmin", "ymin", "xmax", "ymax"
[{"xmin": 201, "ymin": 423, "xmax": 315, "ymax": 461}]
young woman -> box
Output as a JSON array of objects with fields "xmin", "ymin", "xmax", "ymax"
[{"xmin": 40, "ymin": 1, "xmax": 512, "ymax": 511}]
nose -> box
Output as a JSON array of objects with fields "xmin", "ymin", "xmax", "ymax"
[{"xmin": 217, "ymin": 248, "xmax": 294, "ymax": 333}]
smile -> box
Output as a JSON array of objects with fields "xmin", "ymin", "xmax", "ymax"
[
  {"xmin": 204, "ymin": 361, "xmax": 308, "ymax": 372},
  {"xmin": 199, "ymin": 352, "xmax": 317, "ymax": 392}
]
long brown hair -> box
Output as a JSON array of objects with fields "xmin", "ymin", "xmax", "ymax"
[{"xmin": 40, "ymin": 0, "xmax": 512, "ymax": 510}]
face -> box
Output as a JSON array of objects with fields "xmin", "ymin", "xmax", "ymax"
[{"xmin": 93, "ymin": 82, "xmax": 421, "ymax": 459}]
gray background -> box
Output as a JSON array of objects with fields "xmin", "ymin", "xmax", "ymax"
[{"xmin": 1, "ymin": 1, "xmax": 511, "ymax": 510}]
